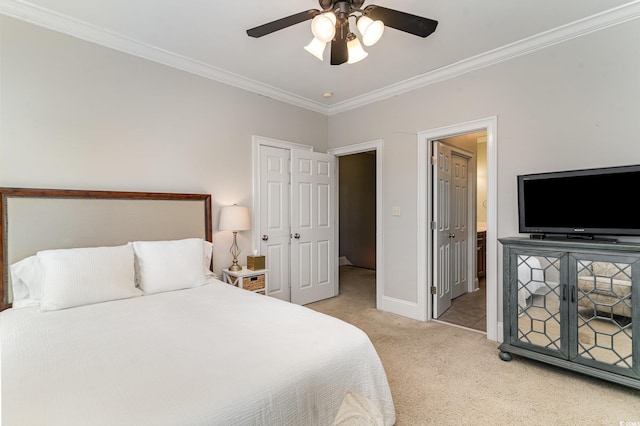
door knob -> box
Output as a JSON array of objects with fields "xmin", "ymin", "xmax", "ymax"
[
  {"xmin": 262, "ymin": 235, "xmax": 269, "ymax": 241},
  {"xmin": 449, "ymin": 233, "xmax": 455, "ymax": 238},
  {"xmin": 294, "ymin": 233, "xmax": 300, "ymax": 239}
]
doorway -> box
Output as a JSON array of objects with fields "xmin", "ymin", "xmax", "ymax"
[
  {"xmin": 417, "ymin": 116, "xmax": 498, "ymax": 341},
  {"xmin": 339, "ymin": 152, "xmax": 376, "ymax": 270},
  {"xmin": 433, "ymin": 133, "xmax": 487, "ymax": 332},
  {"xmin": 252, "ymin": 136, "xmax": 338, "ymax": 305},
  {"xmin": 338, "ymin": 151, "xmax": 376, "ymax": 305},
  {"xmin": 329, "ymin": 140, "xmax": 384, "ymax": 309},
  {"xmin": 431, "ymin": 140, "xmax": 474, "ymax": 319}
]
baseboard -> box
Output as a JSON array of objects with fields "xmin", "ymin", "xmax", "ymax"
[
  {"xmin": 338, "ymin": 256, "xmax": 353, "ymax": 266},
  {"xmin": 381, "ymin": 296, "xmax": 504, "ymax": 341},
  {"xmin": 380, "ymin": 296, "xmax": 419, "ymax": 320},
  {"xmin": 496, "ymin": 321, "xmax": 504, "ymax": 343}
]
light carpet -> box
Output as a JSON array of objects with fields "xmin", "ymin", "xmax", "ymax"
[{"xmin": 306, "ymin": 266, "xmax": 640, "ymax": 425}]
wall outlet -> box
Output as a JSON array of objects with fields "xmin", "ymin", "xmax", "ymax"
[{"xmin": 392, "ymin": 206, "xmax": 401, "ymax": 216}]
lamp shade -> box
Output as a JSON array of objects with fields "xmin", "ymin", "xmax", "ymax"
[
  {"xmin": 347, "ymin": 35, "xmax": 368, "ymax": 64},
  {"xmin": 304, "ymin": 37, "xmax": 327, "ymax": 60},
  {"xmin": 311, "ymin": 12, "xmax": 337, "ymax": 43},
  {"xmin": 219, "ymin": 205, "xmax": 251, "ymax": 231},
  {"xmin": 357, "ymin": 16, "xmax": 384, "ymax": 46}
]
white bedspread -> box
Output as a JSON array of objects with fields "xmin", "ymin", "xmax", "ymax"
[{"xmin": 1, "ymin": 280, "xmax": 395, "ymax": 426}]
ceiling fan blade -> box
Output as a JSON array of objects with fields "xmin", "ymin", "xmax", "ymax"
[
  {"xmin": 330, "ymin": 24, "xmax": 348, "ymax": 65},
  {"xmin": 364, "ymin": 5, "xmax": 438, "ymax": 38},
  {"xmin": 330, "ymin": 38, "xmax": 348, "ymax": 65},
  {"xmin": 247, "ymin": 10, "xmax": 318, "ymax": 38}
]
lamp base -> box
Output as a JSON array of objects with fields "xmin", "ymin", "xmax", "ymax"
[
  {"xmin": 229, "ymin": 260, "xmax": 242, "ymax": 271},
  {"xmin": 228, "ymin": 231, "xmax": 243, "ymax": 271}
]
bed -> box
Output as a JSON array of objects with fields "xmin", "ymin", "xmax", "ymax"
[{"xmin": 0, "ymin": 188, "xmax": 395, "ymax": 426}]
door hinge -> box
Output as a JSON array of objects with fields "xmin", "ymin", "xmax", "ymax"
[
  {"xmin": 431, "ymin": 286, "xmax": 437, "ymax": 295},
  {"xmin": 431, "ymin": 221, "xmax": 437, "ymax": 230},
  {"xmin": 431, "ymin": 155, "xmax": 437, "ymax": 165}
]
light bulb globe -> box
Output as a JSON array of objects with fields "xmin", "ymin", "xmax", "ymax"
[
  {"xmin": 357, "ymin": 16, "xmax": 384, "ymax": 46},
  {"xmin": 311, "ymin": 12, "xmax": 337, "ymax": 43},
  {"xmin": 347, "ymin": 35, "xmax": 368, "ymax": 64},
  {"xmin": 304, "ymin": 37, "xmax": 326, "ymax": 61}
]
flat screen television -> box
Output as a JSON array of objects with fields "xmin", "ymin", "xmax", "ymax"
[{"xmin": 518, "ymin": 164, "xmax": 640, "ymax": 239}]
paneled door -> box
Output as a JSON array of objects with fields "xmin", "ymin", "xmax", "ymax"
[
  {"xmin": 290, "ymin": 150, "xmax": 337, "ymax": 305},
  {"xmin": 432, "ymin": 141, "xmax": 453, "ymax": 318},
  {"xmin": 432, "ymin": 141, "xmax": 471, "ymax": 318},
  {"xmin": 259, "ymin": 146, "xmax": 291, "ymax": 302},
  {"xmin": 450, "ymin": 152, "xmax": 470, "ymax": 299}
]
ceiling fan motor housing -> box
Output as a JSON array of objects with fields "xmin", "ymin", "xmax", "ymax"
[{"xmin": 319, "ymin": 0, "xmax": 365, "ymax": 12}]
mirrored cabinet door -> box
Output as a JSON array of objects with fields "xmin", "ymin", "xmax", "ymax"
[
  {"xmin": 514, "ymin": 253, "xmax": 565, "ymax": 356},
  {"xmin": 574, "ymin": 257, "xmax": 635, "ymax": 373}
]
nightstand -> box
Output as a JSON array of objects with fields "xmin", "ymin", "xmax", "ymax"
[{"xmin": 222, "ymin": 267, "xmax": 269, "ymax": 295}]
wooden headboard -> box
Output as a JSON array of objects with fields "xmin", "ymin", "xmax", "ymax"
[{"xmin": 0, "ymin": 188, "xmax": 212, "ymax": 310}]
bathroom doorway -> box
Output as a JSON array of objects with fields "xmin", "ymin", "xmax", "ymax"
[{"xmin": 435, "ymin": 132, "xmax": 487, "ymax": 332}]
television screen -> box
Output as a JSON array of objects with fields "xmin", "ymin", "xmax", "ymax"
[{"xmin": 518, "ymin": 164, "xmax": 640, "ymax": 237}]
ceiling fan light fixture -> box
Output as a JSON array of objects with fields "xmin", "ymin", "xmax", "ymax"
[
  {"xmin": 356, "ymin": 16, "xmax": 384, "ymax": 46},
  {"xmin": 246, "ymin": 2, "xmax": 439, "ymax": 66},
  {"xmin": 304, "ymin": 37, "xmax": 326, "ymax": 61},
  {"xmin": 346, "ymin": 33, "xmax": 368, "ymax": 64},
  {"xmin": 311, "ymin": 12, "xmax": 337, "ymax": 43}
]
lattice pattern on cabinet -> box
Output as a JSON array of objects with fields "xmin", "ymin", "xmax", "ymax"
[
  {"xmin": 516, "ymin": 254, "xmax": 562, "ymax": 351},
  {"xmin": 576, "ymin": 260, "xmax": 633, "ymax": 369}
]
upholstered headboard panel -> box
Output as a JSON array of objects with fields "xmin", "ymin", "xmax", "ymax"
[{"xmin": 0, "ymin": 188, "xmax": 212, "ymax": 309}]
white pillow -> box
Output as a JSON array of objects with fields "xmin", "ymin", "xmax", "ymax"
[
  {"xmin": 10, "ymin": 255, "xmax": 43, "ymax": 308},
  {"xmin": 204, "ymin": 240, "xmax": 214, "ymax": 277},
  {"xmin": 132, "ymin": 238, "xmax": 207, "ymax": 294},
  {"xmin": 38, "ymin": 244, "xmax": 142, "ymax": 311}
]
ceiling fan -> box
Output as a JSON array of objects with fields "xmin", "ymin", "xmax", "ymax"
[{"xmin": 246, "ymin": 0, "xmax": 438, "ymax": 65}]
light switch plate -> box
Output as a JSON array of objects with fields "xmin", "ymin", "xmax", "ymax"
[{"xmin": 392, "ymin": 206, "xmax": 401, "ymax": 216}]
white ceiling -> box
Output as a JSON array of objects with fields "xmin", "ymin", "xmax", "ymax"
[{"xmin": 1, "ymin": 0, "xmax": 638, "ymax": 113}]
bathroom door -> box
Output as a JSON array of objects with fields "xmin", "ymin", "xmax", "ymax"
[
  {"xmin": 432, "ymin": 141, "xmax": 453, "ymax": 318},
  {"xmin": 432, "ymin": 141, "xmax": 470, "ymax": 318}
]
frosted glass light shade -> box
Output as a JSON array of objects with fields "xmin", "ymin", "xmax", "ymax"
[
  {"xmin": 357, "ymin": 16, "xmax": 384, "ymax": 46},
  {"xmin": 311, "ymin": 12, "xmax": 337, "ymax": 43},
  {"xmin": 347, "ymin": 36, "xmax": 368, "ymax": 64},
  {"xmin": 219, "ymin": 206, "xmax": 251, "ymax": 231},
  {"xmin": 304, "ymin": 37, "xmax": 326, "ymax": 61}
]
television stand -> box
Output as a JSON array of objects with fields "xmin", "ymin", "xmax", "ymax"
[{"xmin": 499, "ymin": 237, "xmax": 640, "ymax": 390}]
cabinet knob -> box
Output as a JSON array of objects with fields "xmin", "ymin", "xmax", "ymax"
[
  {"xmin": 449, "ymin": 233, "xmax": 455, "ymax": 239},
  {"xmin": 262, "ymin": 235, "xmax": 269, "ymax": 241}
]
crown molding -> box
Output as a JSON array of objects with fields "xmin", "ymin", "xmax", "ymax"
[
  {"xmin": 327, "ymin": 0, "xmax": 640, "ymax": 115},
  {"xmin": 0, "ymin": 0, "xmax": 331, "ymax": 115},
  {"xmin": 2, "ymin": 0, "xmax": 639, "ymax": 117}
]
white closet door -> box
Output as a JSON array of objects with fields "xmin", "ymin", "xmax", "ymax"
[
  {"xmin": 290, "ymin": 150, "xmax": 337, "ymax": 305},
  {"xmin": 259, "ymin": 146, "xmax": 291, "ymax": 302}
]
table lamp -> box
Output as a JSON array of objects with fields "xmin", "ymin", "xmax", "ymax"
[{"xmin": 219, "ymin": 205, "xmax": 251, "ymax": 271}]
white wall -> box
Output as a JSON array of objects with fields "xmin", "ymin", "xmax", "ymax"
[
  {"xmin": 0, "ymin": 16, "xmax": 328, "ymax": 275},
  {"xmin": 327, "ymin": 19, "xmax": 640, "ymax": 319},
  {"xmin": 3, "ymin": 14, "xmax": 640, "ymax": 323}
]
